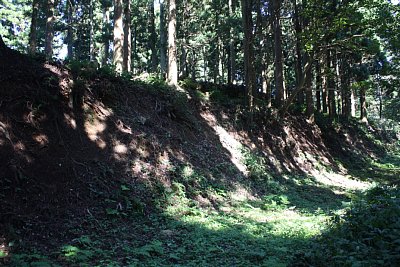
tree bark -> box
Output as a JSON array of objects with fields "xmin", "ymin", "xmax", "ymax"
[
  {"xmin": 321, "ymin": 51, "xmax": 328, "ymax": 113},
  {"xmin": 89, "ymin": 0, "xmax": 94, "ymax": 61},
  {"xmin": 160, "ymin": 0, "xmax": 167, "ymax": 78},
  {"xmin": 262, "ymin": 67, "xmax": 272, "ymax": 108},
  {"xmin": 148, "ymin": 0, "xmax": 157, "ymax": 73},
  {"xmin": 360, "ymin": 85, "xmax": 367, "ymax": 122},
  {"xmin": 316, "ymin": 61, "xmax": 322, "ymax": 112},
  {"xmin": 123, "ymin": 0, "xmax": 131, "ymax": 72},
  {"xmin": 341, "ymin": 55, "xmax": 351, "ymax": 118},
  {"xmin": 29, "ymin": 0, "xmax": 39, "ymax": 55},
  {"xmin": 167, "ymin": 0, "xmax": 178, "ymax": 85},
  {"xmin": 66, "ymin": 0, "xmax": 75, "ymax": 59},
  {"xmin": 241, "ymin": 0, "xmax": 255, "ymax": 126},
  {"xmin": 293, "ymin": 0, "xmax": 304, "ymax": 106},
  {"xmin": 305, "ymin": 53, "xmax": 314, "ymax": 119},
  {"xmin": 280, "ymin": 52, "xmax": 314, "ymax": 116},
  {"xmin": 273, "ymin": 0, "xmax": 285, "ymax": 108},
  {"xmin": 113, "ymin": 0, "xmax": 124, "ymax": 73},
  {"xmin": 45, "ymin": 0, "xmax": 55, "ymax": 60},
  {"xmin": 327, "ymin": 50, "xmax": 336, "ymax": 118},
  {"xmin": 213, "ymin": 2, "xmax": 220, "ymax": 84},
  {"xmin": 228, "ymin": 0, "xmax": 236, "ymax": 84},
  {"xmin": 102, "ymin": 4, "xmax": 110, "ymax": 66}
]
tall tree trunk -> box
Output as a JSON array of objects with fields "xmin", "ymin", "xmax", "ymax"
[
  {"xmin": 315, "ymin": 61, "xmax": 322, "ymax": 112},
  {"xmin": 167, "ymin": 0, "xmax": 178, "ymax": 85},
  {"xmin": 123, "ymin": 0, "xmax": 131, "ymax": 72},
  {"xmin": 190, "ymin": 51, "xmax": 196, "ymax": 79},
  {"xmin": 148, "ymin": 0, "xmax": 157, "ymax": 73},
  {"xmin": 351, "ymin": 84, "xmax": 356, "ymax": 117},
  {"xmin": 341, "ymin": 55, "xmax": 351, "ymax": 118},
  {"xmin": 262, "ymin": 67, "xmax": 272, "ymax": 108},
  {"xmin": 305, "ymin": 53, "xmax": 314, "ymax": 119},
  {"xmin": 113, "ymin": 0, "xmax": 124, "ymax": 73},
  {"xmin": 327, "ymin": 50, "xmax": 336, "ymax": 118},
  {"xmin": 360, "ymin": 85, "xmax": 367, "ymax": 122},
  {"xmin": 29, "ymin": 0, "xmax": 39, "ymax": 55},
  {"xmin": 45, "ymin": 0, "xmax": 55, "ymax": 60},
  {"xmin": 335, "ymin": 51, "xmax": 341, "ymax": 115},
  {"xmin": 102, "ymin": 5, "xmax": 110, "ymax": 66},
  {"xmin": 67, "ymin": 0, "xmax": 74, "ymax": 59},
  {"xmin": 321, "ymin": 52, "xmax": 328, "ymax": 113},
  {"xmin": 133, "ymin": 24, "xmax": 137, "ymax": 74},
  {"xmin": 273, "ymin": 0, "xmax": 284, "ymax": 108},
  {"xmin": 89, "ymin": 0, "xmax": 94, "ymax": 61},
  {"xmin": 213, "ymin": 3, "xmax": 220, "ymax": 84},
  {"xmin": 228, "ymin": 0, "xmax": 236, "ymax": 84},
  {"xmin": 293, "ymin": 0, "xmax": 304, "ymax": 106},
  {"xmin": 159, "ymin": 0, "xmax": 167, "ymax": 78},
  {"xmin": 241, "ymin": 0, "xmax": 255, "ymax": 126}
]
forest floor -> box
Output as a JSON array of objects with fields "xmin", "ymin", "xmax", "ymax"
[{"xmin": 0, "ymin": 49, "xmax": 399, "ymax": 266}]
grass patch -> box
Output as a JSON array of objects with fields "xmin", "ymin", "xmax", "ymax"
[{"xmin": 295, "ymin": 186, "xmax": 400, "ymax": 266}]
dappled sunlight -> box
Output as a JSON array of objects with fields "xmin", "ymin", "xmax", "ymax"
[
  {"xmin": 112, "ymin": 140, "xmax": 128, "ymax": 160},
  {"xmin": 228, "ymin": 184, "xmax": 256, "ymax": 202},
  {"xmin": 84, "ymin": 117, "xmax": 107, "ymax": 149},
  {"xmin": 200, "ymin": 111, "xmax": 248, "ymax": 176},
  {"xmin": 309, "ymin": 170, "xmax": 371, "ymax": 191}
]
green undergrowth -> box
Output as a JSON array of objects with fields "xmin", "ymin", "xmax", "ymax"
[
  {"xmin": 2, "ymin": 77, "xmax": 400, "ymax": 266},
  {"xmin": 5, "ymin": 180, "xmax": 339, "ymax": 266},
  {"xmin": 3, "ymin": 160, "xmax": 356, "ymax": 266},
  {"xmin": 5, "ymin": 140, "xmax": 399, "ymax": 266},
  {"xmin": 294, "ymin": 186, "xmax": 400, "ymax": 267}
]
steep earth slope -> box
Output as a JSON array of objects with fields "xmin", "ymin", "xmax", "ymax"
[{"xmin": 0, "ymin": 48, "xmax": 396, "ymax": 265}]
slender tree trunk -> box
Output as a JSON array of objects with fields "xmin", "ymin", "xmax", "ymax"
[
  {"xmin": 241, "ymin": 0, "xmax": 255, "ymax": 126},
  {"xmin": 316, "ymin": 61, "xmax": 322, "ymax": 112},
  {"xmin": 167, "ymin": 0, "xmax": 178, "ymax": 85},
  {"xmin": 190, "ymin": 51, "xmax": 196, "ymax": 79},
  {"xmin": 213, "ymin": 4, "xmax": 220, "ymax": 84},
  {"xmin": 321, "ymin": 50, "xmax": 328, "ymax": 113},
  {"xmin": 180, "ymin": 41, "xmax": 187, "ymax": 79},
  {"xmin": 351, "ymin": 80, "xmax": 356, "ymax": 117},
  {"xmin": 67, "ymin": 0, "xmax": 74, "ymax": 59},
  {"xmin": 45, "ymin": 0, "xmax": 55, "ymax": 60},
  {"xmin": 262, "ymin": 67, "xmax": 272, "ymax": 108},
  {"xmin": 113, "ymin": 0, "xmax": 124, "ymax": 73},
  {"xmin": 341, "ymin": 55, "xmax": 351, "ymax": 118},
  {"xmin": 123, "ymin": 0, "xmax": 131, "ymax": 72},
  {"xmin": 377, "ymin": 76, "xmax": 383, "ymax": 119},
  {"xmin": 273, "ymin": 0, "xmax": 284, "ymax": 108},
  {"xmin": 327, "ymin": 50, "xmax": 336, "ymax": 118},
  {"xmin": 89, "ymin": 0, "xmax": 94, "ymax": 61},
  {"xmin": 148, "ymin": 0, "xmax": 157, "ymax": 73},
  {"xmin": 102, "ymin": 5, "xmax": 110, "ymax": 66},
  {"xmin": 203, "ymin": 46, "xmax": 207, "ymax": 80},
  {"xmin": 360, "ymin": 86, "xmax": 367, "ymax": 122},
  {"xmin": 305, "ymin": 53, "xmax": 314, "ymax": 119},
  {"xmin": 335, "ymin": 51, "xmax": 341, "ymax": 115},
  {"xmin": 228, "ymin": 0, "xmax": 236, "ymax": 84},
  {"xmin": 133, "ymin": 24, "xmax": 137, "ymax": 74},
  {"xmin": 159, "ymin": 0, "xmax": 167, "ymax": 78},
  {"xmin": 29, "ymin": 0, "xmax": 39, "ymax": 55},
  {"xmin": 293, "ymin": 0, "xmax": 303, "ymax": 106}
]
